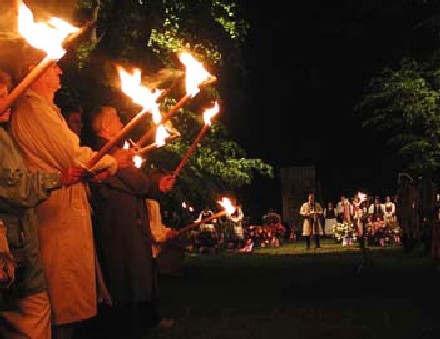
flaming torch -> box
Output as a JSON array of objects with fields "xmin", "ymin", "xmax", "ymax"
[
  {"xmin": 173, "ymin": 101, "xmax": 219, "ymax": 177},
  {"xmin": 87, "ymin": 66, "xmax": 163, "ymax": 168},
  {"xmin": 135, "ymin": 124, "xmax": 171, "ymax": 155},
  {"xmin": 173, "ymin": 197, "xmax": 235, "ymax": 236},
  {"xmin": 136, "ymin": 52, "xmax": 216, "ymax": 148},
  {"xmin": 0, "ymin": 1, "xmax": 93, "ymax": 113}
]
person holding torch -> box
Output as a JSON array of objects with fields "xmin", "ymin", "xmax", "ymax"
[
  {"xmin": 0, "ymin": 68, "xmax": 87, "ymax": 339},
  {"xmin": 87, "ymin": 105, "xmax": 177, "ymax": 338},
  {"xmin": 9, "ymin": 50, "xmax": 133, "ymax": 339}
]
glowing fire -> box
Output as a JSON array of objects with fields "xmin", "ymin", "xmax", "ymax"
[
  {"xmin": 179, "ymin": 52, "xmax": 213, "ymax": 97},
  {"xmin": 117, "ymin": 66, "xmax": 163, "ymax": 121},
  {"xmin": 217, "ymin": 197, "xmax": 236, "ymax": 216},
  {"xmin": 133, "ymin": 155, "xmax": 144, "ymax": 168},
  {"xmin": 155, "ymin": 124, "xmax": 170, "ymax": 147},
  {"xmin": 203, "ymin": 102, "xmax": 219, "ymax": 125},
  {"xmin": 18, "ymin": 1, "xmax": 79, "ymax": 60}
]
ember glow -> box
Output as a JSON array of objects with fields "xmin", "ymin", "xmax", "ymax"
[
  {"xmin": 18, "ymin": 1, "xmax": 79, "ymax": 59},
  {"xmin": 117, "ymin": 66, "xmax": 163, "ymax": 121},
  {"xmin": 179, "ymin": 52, "xmax": 213, "ymax": 97}
]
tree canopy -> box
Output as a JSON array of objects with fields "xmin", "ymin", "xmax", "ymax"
[
  {"xmin": 45, "ymin": 0, "xmax": 274, "ymax": 216},
  {"xmin": 355, "ymin": 0, "xmax": 440, "ymax": 180}
]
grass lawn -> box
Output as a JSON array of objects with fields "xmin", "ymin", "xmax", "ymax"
[{"xmin": 147, "ymin": 238, "xmax": 440, "ymax": 339}]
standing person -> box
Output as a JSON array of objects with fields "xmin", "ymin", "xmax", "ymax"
[
  {"xmin": 230, "ymin": 203, "xmax": 245, "ymax": 246},
  {"xmin": 300, "ymin": 192, "xmax": 323, "ymax": 249},
  {"xmin": 323, "ymin": 201, "xmax": 337, "ymax": 237},
  {"xmin": 0, "ymin": 69, "xmax": 84, "ymax": 339},
  {"xmin": 147, "ymin": 199, "xmax": 184, "ymax": 278},
  {"xmin": 10, "ymin": 51, "xmax": 132, "ymax": 339},
  {"xmin": 62, "ymin": 106, "xmax": 83, "ymax": 139},
  {"xmin": 88, "ymin": 105, "xmax": 177, "ymax": 339},
  {"xmin": 383, "ymin": 195, "xmax": 396, "ymax": 226},
  {"xmin": 396, "ymin": 173, "xmax": 418, "ymax": 252}
]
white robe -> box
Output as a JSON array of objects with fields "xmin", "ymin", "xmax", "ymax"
[{"xmin": 11, "ymin": 90, "xmax": 116, "ymax": 325}]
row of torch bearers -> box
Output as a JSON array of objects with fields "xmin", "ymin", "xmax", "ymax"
[{"xmin": 0, "ymin": 1, "xmax": 236, "ymax": 230}]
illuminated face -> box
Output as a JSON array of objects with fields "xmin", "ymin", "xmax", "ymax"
[
  {"xmin": 0, "ymin": 84, "xmax": 11, "ymax": 123},
  {"xmin": 39, "ymin": 63, "xmax": 62, "ymax": 93},
  {"xmin": 105, "ymin": 110, "xmax": 123, "ymax": 138}
]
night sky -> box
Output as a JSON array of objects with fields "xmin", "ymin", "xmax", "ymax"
[{"xmin": 225, "ymin": 1, "xmax": 439, "ymax": 222}]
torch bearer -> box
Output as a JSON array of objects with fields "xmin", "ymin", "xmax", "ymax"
[
  {"xmin": 136, "ymin": 52, "xmax": 216, "ymax": 148},
  {"xmin": 87, "ymin": 66, "xmax": 163, "ymax": 168},
  {"xmin": 173, "ymin": 102, "xmax": 219, "ymax": 177},
  {"xmin": 0, "ymin": 1, "xmax": 94, "ymax": 114}
]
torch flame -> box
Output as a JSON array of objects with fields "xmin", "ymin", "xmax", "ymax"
[
  {"xmin": 203, "ymin": 102, "xmax": 220, "ymax": 125},
  {"xmin": 218, "ymin": 197, "xmax": 236, "ymax": 216},
  {"xmin": 117, "ymin": 66, "xmax": 163, "ymax": 121},
  {"xmin": 155, "ymin": 124, "xmax": 170, "ymax": 147},
  {"xmin": 18, "ymin": 1, "xmax": 79, "ymax": 60},
  {"xmin": 133, "ymin": 155, "xmax": 144, "ymax": 168},
  {"xmin": 179, "ymin": 52, "xmax": 212, "ymax": 97}
]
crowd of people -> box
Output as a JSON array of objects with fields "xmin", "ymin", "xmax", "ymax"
[
  {"xmin": 0, "ymin": 47, "xmax": 180, "ymax": 339},
  {"xmin": 297, "ymin": 175, "xmax": 439, "ymax": 252}
]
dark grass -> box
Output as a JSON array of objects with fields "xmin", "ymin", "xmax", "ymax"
[{"xmin": 146, "ymin": 238, "xmax": 440, "ymax": 339}]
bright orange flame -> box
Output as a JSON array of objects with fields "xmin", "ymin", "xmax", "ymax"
[
  {"xmin": 203, "ymin": 102, "xmax": 220, "ymax": 125},
  {"xmin": 117, "ymin": 66, "xmax": 163, "ymax": 120},
  {"xmin": 133, "ymin": 155, "xmax": 144, "ymax": 168},
  {"xmin": 218, "ymin": 197, "xmax": 236, "ymax": 215},
  {"xmin": 18, "ymin": 1, "xmax": 79, "ymax": 59},
  {"xmin": 179, "ymin": 52, "xmax": 212, "ymax": 97},
  {"xmin": 155, "ymin": 124, "xmax": 170, "ymax": 147}
]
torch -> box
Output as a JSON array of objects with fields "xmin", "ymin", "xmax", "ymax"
[
  {"xmin": 136, "ymin": 52, "xmax": 216, "ymax": 148},
  {"xmin": 87, "ymin": 66, "xmax": 163, "ymax": 168},
  {"xmin": 173, "ymin": 197, "xmax": 235, "ymax": 236},
  {"xmin": 135, "ymin": 124, "xmax": 180, "ymax": 156},
  {"xmin": 173, "ymin": 102, "xmax": 219, "ymax": 177},
  {"xmin": 0, "ymin": 1, "xmax": 93, "ymax": 114}
]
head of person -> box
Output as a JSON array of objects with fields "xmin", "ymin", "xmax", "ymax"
[
  {"xmin": 0, "ymin": 69, "xmax": 13, "ymax": 124},
  {"xmin": 16, "ymin": 48, "xmax": 62, "ymax": 101},
  {"xmin": 63, "ymin": 106, "xmax": 83, "ymax": 136},
  {"xmin": 308, "ymin": 193, "xmax": 315, "ymax": 203},
  {"xmin": 91, "ymin": 105, "xmax": 123, "ymax": 140}
]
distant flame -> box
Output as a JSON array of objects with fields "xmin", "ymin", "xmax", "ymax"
[
  {"xmin": 117, "ymin": 66, "xmax": 162, "ymax": 120},
  {"xmin": 123, "ymin": 141, "xmax": 130, "ymax": 149},
  {"xmin": 18, "ymin": 1, "xmax": 79, "ymax": 59},
  {"xmin": 203, "ymin": 102, "xmax": 219, "ymax": 125},
  {"xmin": 179, "ymin": 52, "xmax": 212, "ymax": 97},
  {"xmin": 218, "ymin": 197, "xmax": 235, "ymax": 216}
]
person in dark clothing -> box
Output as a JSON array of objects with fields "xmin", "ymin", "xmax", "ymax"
[
  {"xmin": 396, "ymin": 173, "xmax": 418, "ymax": 253},
  {"xmin": 84, "ymin": 106, "xmax": 176, "ymax": 339}
]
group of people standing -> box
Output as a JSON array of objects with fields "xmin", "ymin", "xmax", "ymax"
[
  {"xmin": 0, "ymin": 46, "xmax": 179, "ymax": 339},
  {"xmin": 300, "ymin": 191, "xmax": 402, "ymax": 249}
]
